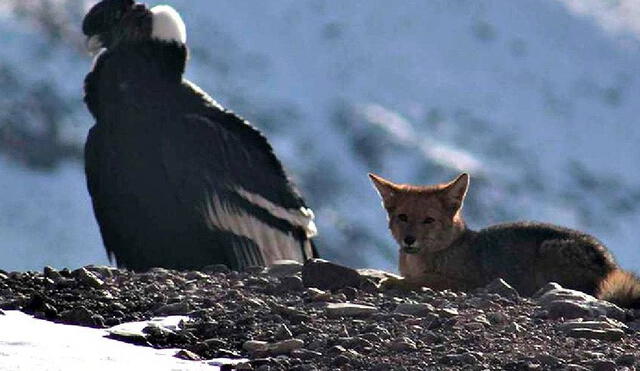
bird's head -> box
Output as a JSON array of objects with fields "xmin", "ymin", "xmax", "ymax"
[{"xmin": 83, "ymin": 0, "xmax": 186, "ymax": 55}]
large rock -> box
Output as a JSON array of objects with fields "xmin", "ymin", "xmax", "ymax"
[
  {"xmin": 242, "ymin": 338, "xmax": 304, "ymax": 356},
  {"xmin": 356, "ymin": 269, "xmax": 402, "ymax": 284},
  {"xmin": 557, "ymin": 318, "xmax": 627, "ymax": 341},
  {"xmin": 565, "ymin": 328, "xmax": 625, "ymax": 341},
  {"xmin": 325, "ymin": 303, "xmax": 378, "ymax": 318},
  {"xmin": 535, "ymin": 284, "xmax": 625, "ymax": 321},
  {"xmin": 302, "ymin": 259, "xmax": 361, "ymax": 290}
]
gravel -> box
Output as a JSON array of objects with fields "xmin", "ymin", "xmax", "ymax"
[{"xmin": 1, "ymin": 259, "xmax": 640, "ymax": 370}]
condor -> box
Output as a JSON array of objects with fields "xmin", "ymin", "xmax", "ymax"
[{"xmin": 82, "ymin": 0, "xmax": 318, "ymax": 271}]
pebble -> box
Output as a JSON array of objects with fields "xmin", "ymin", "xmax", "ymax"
[
  {"xmin": 290, "ymin": 349, "xmax": 323, "ymax": 360},
  {"xmin": 174, "ymin": 349, "xmax": 202, "ymax": 361},
  {"xmin": 394, "ymin": 303, "xmax": 435, "ymax": 317},
  {"xmin": 591, "ymin": 360, "xmax": 617, "ymax": 371},
  {"xmin": 485, "ymin": 278, "xmax": 519, "ymax": 300},
  {"xmin": 269, "ymin": 339, "xmax": 305, "ymax": 354},
  {"xmin": 338, "ymin": 324, "xmax": 350, "ymax": 338},
  {"xmin": 438, "ymin": 307, "xmax": 459, "ymax": 318},
  {"xmin": 565, "ymin": 328, "xmax": 625, "ymax": 341},
  {"xmin": 332, "ymin": 355, "xmax": 350, "ymax": 366},
  {"xmin": 486, "ymin": 311, "xmax": 509, "ymax": 325},
  {"xmin": 204, "ymin": 338, "xmax": 227, "ymax": 348},
  {"xmin": 269, "ymin": 303, "xmax": 309, "ymax": 322},
  {"xmin": 84, "ymin": 265, "xmax": 117, "ymax": 279},
  {"xmin": 143, "ymin": 323, "xmax": 176, "ymax": 337},
  {"xmin": 443, "ymin": 352, "xmax": 480, "ymax": 365},
  {"xmin": 243, "ymin": 339, "xmax": 304, "ymax": 355},
  {"xmin": 325, "ymin": 303, "xmax": 378, "ymax": 318},
  {"xmin": 43, "ymin": 266, "xmax": 63, "ymax": 282},
  {"xmin": 627, "ymin": 319, "xmax": 640, "ymax": 332},
  {"xmin": 202, "ymin": 264, "xmax": 230, "ymax": 274},
  {"xmin": 267, "ymin": 260, "xmax": 303, "ymax": 278},
  {"xmin": 332, "ymin": 293, "xmax": 347, "ymax": 302},
  {"xmin": 276, "ymin": 276, "xmax": 304, "ymax": 292},
  {"xmin": 505, "ymin": 322, "xmax": 524, "ymax": 334},
  {"xmin": 337, "ymin": 336, "xmax": 374, "ymax": 350},
  {"xmin": 340, "ymin": 287, "xmax": 358, "ymax": 300},
  {"xmin": 302, "ymin": 259, "xmax": 361, "ymax": 290},
  {"xmin": 74, "ymin": 267, "xmax": 104, "ymax": 289},
  {"xmin": 615, "ymin": 354, "xmax": 636, "ymax": 366},
  {"xmin": 59, "ymin": 306, "xmax": 97, "ymax": 327},
  {"xmin": 274, "ymin": 324, "xmax": 293, "ymax": 340},
  {"xmin": 471, "ymin": 314, "xmax": 491, "ymax": 326},
  {"xmin": 386, "ymin": 337, "xmax": 417, "ymax": 352},
  {"xmin": 309, "ymin": 289, "xmax": 333, "ymax": 302},
  {"xmin": 184, "ymin": 271, "xmax": 208, "ymax": 280},
  {"xmin": 244, "ymin": 266, "xmax": 266, "ymax": 274},
  {"xmin": 536, "ymin": 353, "xmax": 563, "ymax": 367},
  {"xmin": 464, "ymin": 322, "xmax": 486, "ymax": 332},
  {"xmin": 358, "ymin": 332, "xmax": 382, "ymax": 343},
  {"xmin": 328, "ymin": 345, "xmax": 347, "ymax": 355},
  {"xmin": 557, "ymin": 319, "xmax": 628, "ymax": 332},
  {"xmin": 234, "ymin": 362, "xmax": 253, "ymax": 371},
  {"xmin": 564, "ymin": 364, "xmax": 589, "ymax": 371},
  {"xmin": 154, "ymin": 301, "xmax": 190, "ymax": 316},
  {"xmin": 359, "ymin": 278, "xmax": 379, "ymax": 293}
]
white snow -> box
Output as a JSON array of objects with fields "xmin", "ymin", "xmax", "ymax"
[{"xmin": 0, "ymin": 311, "xmax": 231, "ymax": 370}]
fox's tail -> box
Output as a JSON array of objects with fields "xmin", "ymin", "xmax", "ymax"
[{"xmin": 597, "ymin": 269, "xmax": 640, "ymax": 309}]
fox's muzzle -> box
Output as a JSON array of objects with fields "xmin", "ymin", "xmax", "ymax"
[{"xmin": 401, "ymin": 246, "xmax": 421, "ymax": 254}]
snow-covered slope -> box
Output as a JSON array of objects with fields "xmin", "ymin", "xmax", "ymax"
[
  {"xmin": 0, "ymin": 311, "xmax": 235, "ymax": 370},
  {"xmin": 1, "ymin": 0, "xmax": 639, "ymax": 272}
]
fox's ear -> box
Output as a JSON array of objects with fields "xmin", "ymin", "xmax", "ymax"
[
  {"xmin": 368, "ymin": 173, "xmax": 399, "ymax": 207},
  {"xmin": 442, "ymin": 173, "xmax": 469, "ymax": 213}
]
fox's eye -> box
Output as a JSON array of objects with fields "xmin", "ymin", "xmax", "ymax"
[
  {"xmin": 423, "ymin": 217, "xmax": 435, "ymax": 224},
  {"xmin": 398, "ymin": 214, "xmax": 408, "ymax": 222}
]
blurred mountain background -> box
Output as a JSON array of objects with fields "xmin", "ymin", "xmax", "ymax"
[{"xmin": 1, "ymin": 0, "xmax": 639, "ymax": 273}]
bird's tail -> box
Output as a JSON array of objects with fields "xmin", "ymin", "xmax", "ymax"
[{"xmin": 597, "ymin": 269, "xmax": 640, "ymax": 309}]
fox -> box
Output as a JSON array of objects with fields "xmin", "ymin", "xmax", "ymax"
[{"xmin": 369, "ymin": 172, "xmax": 640, "ymax": 308}]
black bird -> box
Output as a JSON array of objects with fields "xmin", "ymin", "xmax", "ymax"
[{"xmin": 82, "ymin": 0, "xmax": 318, "ymax": 271}]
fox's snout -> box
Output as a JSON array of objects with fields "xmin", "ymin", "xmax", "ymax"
[
  {"xmin": 403, "ymin": 235, "xmax": 416, "ymax": 246},
  {"xmin": 400, "ymin": 235, "xmax": 422, "ymax": 254}
]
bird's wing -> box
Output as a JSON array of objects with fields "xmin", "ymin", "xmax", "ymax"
[
  {"xmin": 160, "ymin": 108, "xmax": 316, "ymax": 269},
  {"xmin": 85, "ymin": 126, "xmax": 121, "ymax": 264}
]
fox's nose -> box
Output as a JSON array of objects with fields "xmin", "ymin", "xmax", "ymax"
[{"xmin": 404, "ymin": 235, "xmax": 416, "ymax": 246}]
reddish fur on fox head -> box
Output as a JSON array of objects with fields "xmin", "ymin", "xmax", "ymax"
[{"xmin": 369, "ymin": 173, "xmax": 469, "ymax": 254}]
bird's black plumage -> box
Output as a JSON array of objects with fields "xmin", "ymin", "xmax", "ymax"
[{"xmin": 82, "ymin": 1, "xmax": 318, "ymax": 271}]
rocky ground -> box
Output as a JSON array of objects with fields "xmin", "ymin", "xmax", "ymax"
[{"xmin": 1, "ymin": 259, "xmax": 639, "ymax": 370}]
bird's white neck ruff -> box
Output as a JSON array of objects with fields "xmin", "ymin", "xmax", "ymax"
[{"xmin": 150, "ymin": 5, "xmax": 187, "ymax": 44}]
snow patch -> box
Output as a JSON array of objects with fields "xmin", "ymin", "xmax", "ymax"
[{"xmin": 0, "ymin": 311, "xmax": 227, "ymax": 371}]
